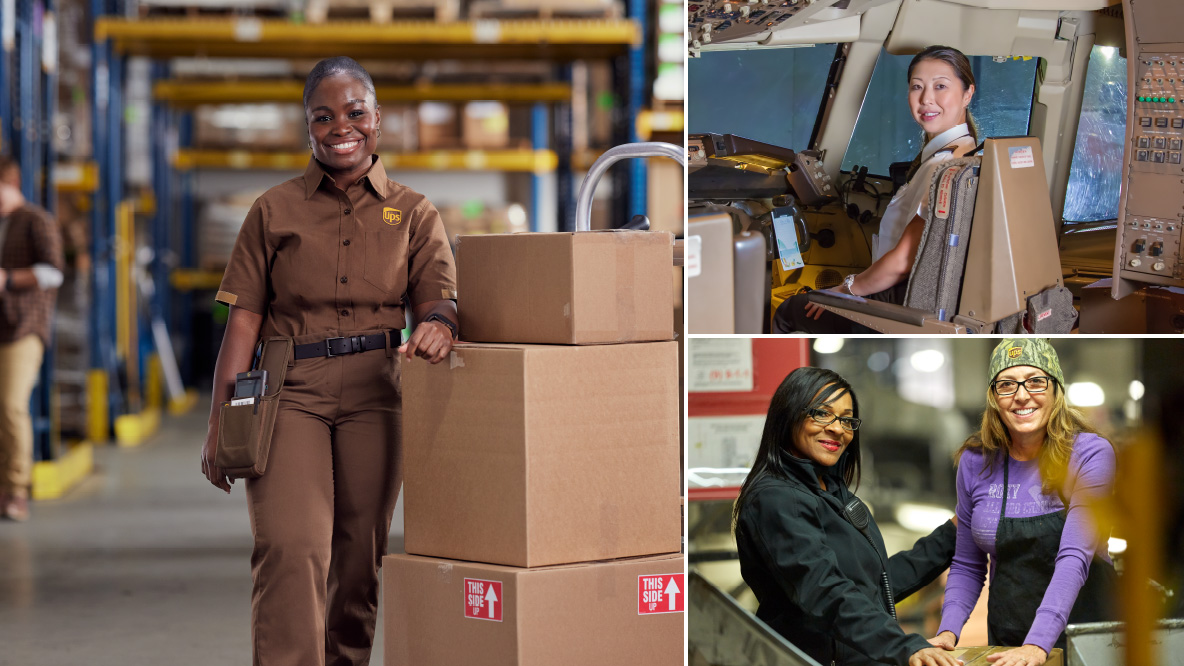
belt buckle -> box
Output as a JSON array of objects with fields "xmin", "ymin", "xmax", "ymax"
[{"xmin": 324, "ymin": 337, "xmax": 345, "ymax": 357}]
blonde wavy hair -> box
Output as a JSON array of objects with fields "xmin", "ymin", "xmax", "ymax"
[{"xmin": 955, "ymin": 381, "xmax": 1101, "ymax": 496}]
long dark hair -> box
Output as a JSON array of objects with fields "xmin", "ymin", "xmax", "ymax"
[
  {"xmin": 731, "ymin": 367, "xmax": 862, "ymax": 534},
  {"xmin": 904, "ymin": 45, "xmax": 980, "ymax": 181}
]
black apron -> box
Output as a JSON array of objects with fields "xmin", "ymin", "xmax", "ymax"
[{"xmin": 986, "ymin": 457, "xmax": 1118, "ymax": 650}]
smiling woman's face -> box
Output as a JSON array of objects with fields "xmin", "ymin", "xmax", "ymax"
[
  {"xmin": 993, "ymin": 365, "xmax": 1053, "ymax": 442},
  {"xmin": 306, "ymin": 72, "xmax": 381, "ymax": 183},
  {"xmin": 789, "ymin": 385, "xmax": 854, "ymax": 468}
]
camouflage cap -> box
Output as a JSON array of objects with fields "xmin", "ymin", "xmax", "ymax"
[{"xmin": 988, "ymin": 338, "xmax": 1064, "ymax": 387}]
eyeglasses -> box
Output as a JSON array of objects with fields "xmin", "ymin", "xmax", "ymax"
[
  {"xmin": 992, "ymin": 376, "xmax": 1053, "ymax": 396},
  {"xmin": 807, "ymin": 408, "xmax": 861, "ymax": 432}
]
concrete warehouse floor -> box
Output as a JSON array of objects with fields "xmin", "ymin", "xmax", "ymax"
[{"xmin": 0, "ymin": 402, "xmax": 405, "ymax": 665}]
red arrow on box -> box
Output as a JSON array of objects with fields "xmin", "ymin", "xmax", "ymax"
[
  {"xmin": 464, "ymin": 578, "xmax": 503, "ymax": 622},
  {"xmin": 638, "ymin": 573, "xmax": 684, "ymax": 615}
]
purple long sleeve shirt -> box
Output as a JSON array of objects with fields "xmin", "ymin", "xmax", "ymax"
[{"xmin": 938, "ymin": 433, "xmax": 1115, "ymax": 653}]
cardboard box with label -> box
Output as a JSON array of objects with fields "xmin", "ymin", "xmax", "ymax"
[
  {"xmin": 383, "ymin": 552, "xmax": 684, "ymax": 666},
  {"xmin": 456, "ymin": 231, "xmax": 675, "ymax": 344},
  {"xmin": 403, "ymin": 341, "xmax": 681, "ymax": 568}
]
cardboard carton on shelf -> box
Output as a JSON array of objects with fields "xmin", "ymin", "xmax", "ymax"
[
  {"xmin": 418, "ymin": 101, "xmax": 460, "ymax": 150},
  {"xmin": 383, "ymin": 552, "xmax": 684, "ymax": 666},
  {"xmin": 194, "ymin": 104, "xmax": 305, "ymax": 150},
  {"xmin": 403, "ymin": 341, "xmax": 681, "ymax": 568},
  {"xmin": 456, "ymin": 231, "xmax": 675, "ymax": 344},
  {"xmin": 462, "ymin": 101, "xmax": 510, "ymax": 150},
  {"xmin": 379, "ymin": 104, "xmax": 419, "ymax": 153}
]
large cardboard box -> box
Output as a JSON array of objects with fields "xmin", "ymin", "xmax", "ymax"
[
  {"xmin": 403, "ymin": 341, "xmax": 681, "ymax": 568},
  {"xmin": 383, "ymin": 552, "xmax": 684, "ymax": 666},
  {"xmin": 456, "ymin": 231, "xmax": 675, "ymax": 344}
]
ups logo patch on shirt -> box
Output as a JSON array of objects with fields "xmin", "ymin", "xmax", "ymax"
[{"xmin": 383, "ymin": 208, "xmax": 403, "ymax": 225}]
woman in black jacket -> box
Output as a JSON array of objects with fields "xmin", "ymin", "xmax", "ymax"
[{"xmin": 734, "ymin": 367, "xmax": 962, "ymax": 666}]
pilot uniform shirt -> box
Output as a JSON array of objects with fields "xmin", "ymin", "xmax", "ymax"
[
  {"xmin": 872, "ymin": 124, "xmax": 976, "ymax": 263},
  {"xmin": 216, "ymin": 155, "xmax": 457, "ymax": 343}
]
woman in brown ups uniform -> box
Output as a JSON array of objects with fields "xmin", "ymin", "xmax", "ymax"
[{"xmin": 200, "ymin": 56, "xmax": 458, "ymax": 666}]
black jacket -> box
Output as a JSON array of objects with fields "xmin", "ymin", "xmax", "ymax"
[{"xmin": 736, "ymin": 451, "xmax": 957, "ymax": 666}]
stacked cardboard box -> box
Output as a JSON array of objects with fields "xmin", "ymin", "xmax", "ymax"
[{"xmin": 387, "ymin": 230, "xmax": 683, "ymax": 665}]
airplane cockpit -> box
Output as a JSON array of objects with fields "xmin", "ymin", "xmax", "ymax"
[{"xmin": 685, "ymin": 0, "xmax": 1184, "ymax": 334}]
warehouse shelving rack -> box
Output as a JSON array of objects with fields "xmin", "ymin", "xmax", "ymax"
[{"xmin": 84, "ymin": 1, "xmax": 654, "ymax": 443}]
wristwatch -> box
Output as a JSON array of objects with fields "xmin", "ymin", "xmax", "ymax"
[
  {"xmin": 424, "ymin": 313, "xmax": 458, "ymax": 339},
  {"xmin": 840, "ymin": 273, "xmax": 857, "ymax": 295}
]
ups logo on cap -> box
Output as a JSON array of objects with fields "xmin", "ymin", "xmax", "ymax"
[
  {"xmin": 383, "ymin": 208, "xmax": 403, "ymax": 225},
  {"xmin": 1008, "ymin": 346, "xmax": 1023, "ymax": 359}
]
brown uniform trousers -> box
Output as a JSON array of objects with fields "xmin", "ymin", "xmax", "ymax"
[
  {"xmin": 247, "ymin": 334, "xmax": 401, "ymax": 666},
  {"xmin": 217, "ymin": 156, "xmax": 455, "ymax": 665}
]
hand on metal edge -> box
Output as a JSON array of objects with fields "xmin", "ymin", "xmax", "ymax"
[
  {"xmin": 398, "ymin": 320, "xmax": 454, "ymax": 364},
  {"xmin": 985, "ymin": 645, "xmax": 1047, "ymax": 666},
  {"xmin": 201, "ymin": 428, "xmax": 233, "ymax": 494},
  {"xmin": 909, "ymin": 646, "xmax": 964, "ymax": 666}
]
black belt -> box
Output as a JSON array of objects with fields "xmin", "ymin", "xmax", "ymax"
[{"xmin": 293, "ymin": 331, "xmax": 397, "ymax": 360}]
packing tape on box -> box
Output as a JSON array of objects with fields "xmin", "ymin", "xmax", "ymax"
[
  {"xmin": 436, "ymin": 562, "xmax": 453, "ymax": 584},
  {"xmin": 449, "ymin": 351, "xmax": 465, "ymax": 370}
]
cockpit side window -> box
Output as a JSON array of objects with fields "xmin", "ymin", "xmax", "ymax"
[
  {"xmin": 841, "ymin": 49, "xmax": 1038, "ymax": 178},
  {"xmin": 1062, "ymin": 45, "xmax": 1127, "ymax": 224},
  {"xmin": 688, "ymin": 44, "xmax": 836, "ymax": 151}
]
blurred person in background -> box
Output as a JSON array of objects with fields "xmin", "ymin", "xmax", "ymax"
[
  {"xmin": 0, "ymin": 155, "xmax": 64, "ymax": 522},
  {"xmin": 930, "ymin": 338, "xmax": 1116, "ymax": 666},
  {"xmin": 733, "ymin": 366, "xmax": 963, "ymax": 666}
]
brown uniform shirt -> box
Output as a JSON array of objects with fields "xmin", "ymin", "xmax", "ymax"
[
  {"xmin": 216, "ymin": 156, "xmax": 456, "ymax": 341},
  {"xmin": 0, "ymin": 203, "xmax": 64, "ymax": 346}
]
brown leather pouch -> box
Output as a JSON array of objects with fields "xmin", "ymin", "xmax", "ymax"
[{"xmin": 215, "ymin": 337, "xmax": 292, "ymax": 478}]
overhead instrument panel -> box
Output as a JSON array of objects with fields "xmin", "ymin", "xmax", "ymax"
[
  {"xmin": 1115, "ymin": 0, "xmax": 1184, "ymax": 296},
  {"xmin": 687, "ymin": 0, "xmax": 805, "ymax": 50},
  {"xmin": 688, "ymin": 0, "xmax": 893, "ymax": 56}
]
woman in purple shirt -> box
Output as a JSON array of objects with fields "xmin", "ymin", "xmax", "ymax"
[{"xmin": 930, "ymin": 338, "xmax": 1117, "ymax": 666}]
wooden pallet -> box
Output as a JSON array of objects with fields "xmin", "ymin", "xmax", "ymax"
[
  {"xmin": 304, "ymin": 0, "xmax": 461, "ymax": 23},
  {"xmin": 135, "ymin": 0, "xmax": 293, "ymax": 19},
  {"xmin": 467, "ymin": 0, "xmax": 621, "ymax": 20}
]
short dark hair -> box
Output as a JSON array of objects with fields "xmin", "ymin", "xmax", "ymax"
[
  {"xmin": 303, "ymin": 56, "xmax": 377, "ymax": 110},
  {"xmin": 732, "ymin": 366, "xmax": 862, "ymax": 534}
]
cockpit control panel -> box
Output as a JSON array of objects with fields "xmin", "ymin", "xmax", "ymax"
[
  {"xmin": 688, "ymin": 133, "xmax": 836, "ymax": 206},
  {"xmin": 1116, "ymin": 0, "xmax": 1184, "ymax": 293}
]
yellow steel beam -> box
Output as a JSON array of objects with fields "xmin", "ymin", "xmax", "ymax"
[
  {"xmin": 154, "ymin": 80, "xmax": 572, "ymax": 105},
  {"xmin": 173, "ymin": 148, "xmax": 558, "ymax": 173},
  {"xmin": 96, "ymin": 18, "xmax": 639, "ymax": 58}
]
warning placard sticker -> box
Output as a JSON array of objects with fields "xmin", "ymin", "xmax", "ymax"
[
  {"xmin": 1008, "ymin": 146, "xmax": 1035, "ymax": 169},
  {"xmin": 638, "ymin": 574, "xmax": 684, "ymax": 615},
  {"xmin": 464, "ymin": 578, "xmax": 503, "ymax": 622}
]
